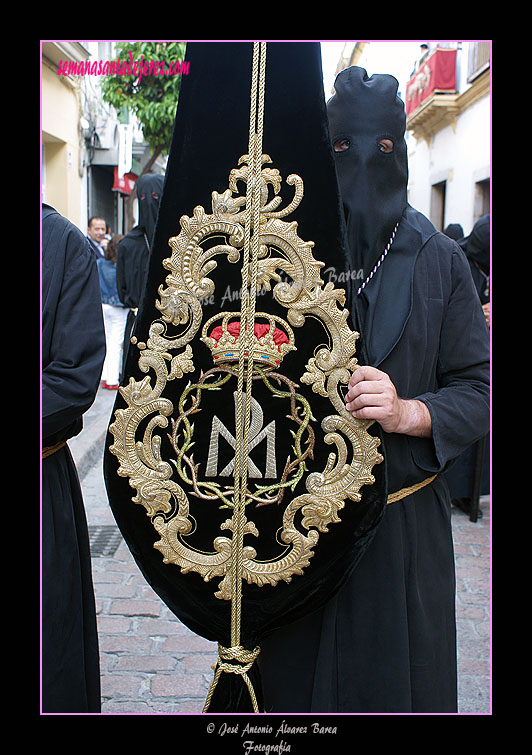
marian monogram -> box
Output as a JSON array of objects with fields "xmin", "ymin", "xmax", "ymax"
[{"xmin": 206, "ymin": 392, "xmax": 276, "ymax": 479}]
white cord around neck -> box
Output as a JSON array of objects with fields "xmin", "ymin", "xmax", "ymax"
[{"xmin": 356, "ymin": 221, "xmax": 400, "ymax": 296}]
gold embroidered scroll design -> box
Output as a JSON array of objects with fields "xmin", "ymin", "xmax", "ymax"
[{"xmin": 108, "ymin": 149, "xmax": 383, "ymax": 602}]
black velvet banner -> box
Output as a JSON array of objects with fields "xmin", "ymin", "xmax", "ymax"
[{"xmin": 104, "ymin": 41, "xmax": 387, "ymax": 712}]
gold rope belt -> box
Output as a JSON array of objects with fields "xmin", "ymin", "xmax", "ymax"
[
  {"xmin": 42, "ymin": 440, "xmax": 67, "ymax": 459},
  {"xmin": 387, "ymin": 474, "xmax": 437, "ymax": 504}
]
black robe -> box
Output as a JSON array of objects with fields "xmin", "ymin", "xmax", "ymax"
[
  {"xmin": 258, "ymin": 205, "xmax": 490, "ymax": 713},
  {"xmin": 41, "ymin": 203, "xmax": 106, "ymax": 713}
]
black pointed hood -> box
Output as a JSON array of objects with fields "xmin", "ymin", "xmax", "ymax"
[
  {"xmin": 327, "ymin": 66, "xmax": 408, "ymax": 278},
  {"xmin": 136, "ymin": 173, "xmax": 165, "ymax": 248}
]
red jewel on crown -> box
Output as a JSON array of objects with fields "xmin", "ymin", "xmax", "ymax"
[{"xmin": 201, "ymin": 312, "xmax": 296, "ymax": 368}]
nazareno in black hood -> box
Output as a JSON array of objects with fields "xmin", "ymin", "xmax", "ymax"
[{"xmin": 327, "ymin": 66, "xmax": 409, "ymax": 279}]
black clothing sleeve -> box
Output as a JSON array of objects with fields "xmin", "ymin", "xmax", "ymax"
[
  {"xmin": 42, "ymin": 208, "xmax": 106, "ymax": 445},
  {"xmin": 416, "ymin": 243, "xmax": 490, "ymax": 469}
]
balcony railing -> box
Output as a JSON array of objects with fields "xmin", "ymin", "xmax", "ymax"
[{"xmin": 405, "ymin": 47, "xmax": 457, "ymax": 117}]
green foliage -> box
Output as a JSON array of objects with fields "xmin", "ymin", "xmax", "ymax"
[{"xmin": 101, "ymin": 41, "xmax": 187, "ymax": 156}]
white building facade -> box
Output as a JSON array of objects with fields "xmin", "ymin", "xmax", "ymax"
[{"xmin": 404, "ymin": 41, "xmax": 491, "ymax": 237}]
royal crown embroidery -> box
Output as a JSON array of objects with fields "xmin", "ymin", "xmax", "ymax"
[{"xmin": 201, "ymin": 312, "xmax": 296, "ymax": 367}]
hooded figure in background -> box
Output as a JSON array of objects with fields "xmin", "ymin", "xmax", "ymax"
[
  {"xmin": 444, "ymin": 222, "xmax": 464, "ymax": 241},
  {"xmin": 460, "ymin": 213, "xmax": 490, "ymax": 305},
  {"xmin": 445, "ymin": 213, "xmax": 490, "ymax": 518},
  {"xmin": 257, "ymin": 66, "xmax": 490, "ymax": 713},
  {"xmin": 116, "ymin": 173, "xmax": 165, "ymax": 377}
]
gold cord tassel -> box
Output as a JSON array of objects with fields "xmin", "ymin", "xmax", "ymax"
[{"xmin": 202, "ymin": 644, "xmax": 261, "ymax": 713}]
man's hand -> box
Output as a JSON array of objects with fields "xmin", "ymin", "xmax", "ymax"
[
  {"xmin": 482, "ymin": 302, "xmax": 490, "ymax": 329},
  {"xmin": 345, "ymin": 365, "xmax": 432, "ymax": 437}
]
